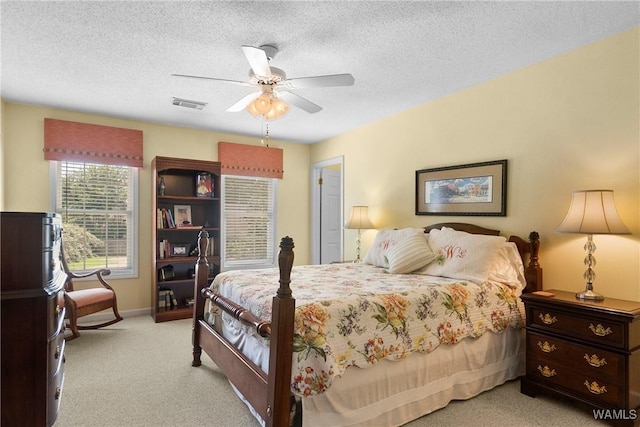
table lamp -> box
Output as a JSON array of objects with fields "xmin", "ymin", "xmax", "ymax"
[
  {"xmin": 556, "ymin": 190, "xmax": 630, "ymax": 300},
  {"xmin": 345, "ymin": 206, "xmax": 374, "ymax": 263}
]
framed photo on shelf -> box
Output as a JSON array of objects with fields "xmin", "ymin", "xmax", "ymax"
[
  {"xmin": 171, "ymin": 243, "xmax": 190, "ymax": 257},
  {"xmin": 196, "ymin": 173, "xmax": 213, "ymax": 198},
  {"xmin": 174, "ymin": 205, "xmax": 193, "ymax": 227},
  {"xmin": 415, "ymin": 159, "xmax": 507, "ymax": 216}
]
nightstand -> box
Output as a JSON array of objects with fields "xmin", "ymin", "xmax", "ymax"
[{"xmin": 520, "ymin": 290, "xmax": 640, "ymax": 426}]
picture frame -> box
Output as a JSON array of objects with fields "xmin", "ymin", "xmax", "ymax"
[
  {"xmin": 195, "ymin": 172, "xmax": 213, "ymax": 198},
  {"xmin": 173, "ymin": 205, "xmax": 192, "ymax": 227},
  {"xmin": 415, "ymin": 159, "xmax": 507, "ymax": 216},
  {"xmin": 171, "ymin": 243, "xmax": 190, "ymax": 257}
]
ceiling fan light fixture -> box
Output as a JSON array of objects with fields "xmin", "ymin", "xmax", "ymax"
[{"xmin": 246, "ymin": 93, "xmax": 290, "ymax": 121}]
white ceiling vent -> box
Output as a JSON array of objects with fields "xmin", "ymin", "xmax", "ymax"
[{"xmin": 172, "ymin": 97, "xmax": 207, "ymax": 110}]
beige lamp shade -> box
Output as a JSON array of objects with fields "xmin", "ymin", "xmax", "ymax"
[
  {"xmin": 345, "ymin": 206, "xmax": 374, "ymax": 230},
  {"xmin": 556, "ymin": 190, "xmax": 629, "ymax": 235}
]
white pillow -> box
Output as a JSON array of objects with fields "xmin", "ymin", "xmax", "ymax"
[
  {"xmin": 420, "ymin": 227, "xmax": 506, "ymax": 284},
  {"xmin": 488, "ymin": 242, "xmax": 527, "ymax": 291},
  {"xmin": 363, "ymin": 228, "xmax": 425, "ymax": 267},
  {"xmin": 384, "ymin": 233, "xmax": 436, "ymax": 274}
]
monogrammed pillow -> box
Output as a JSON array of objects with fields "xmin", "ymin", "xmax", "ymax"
[{"xmin": 420, "ymin": 227, "xmax": 506, "ymax": 283}]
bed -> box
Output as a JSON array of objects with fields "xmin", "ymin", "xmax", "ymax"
[{"xmin": 191, "ymin": 223, "xmax": 543, "ymax": 427}]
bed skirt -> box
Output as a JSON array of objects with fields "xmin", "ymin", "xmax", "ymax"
[{"xmin": 218, "ymin": 314, "xmax": 524, "ymax": 427}]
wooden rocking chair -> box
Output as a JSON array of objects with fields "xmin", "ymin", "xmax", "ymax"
[{"xmin": 61, "ymin": 245, "xmax": 123, "ymax": 340}]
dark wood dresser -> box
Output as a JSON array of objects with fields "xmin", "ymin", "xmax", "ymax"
[
  {"xmin": 521, "ymin": 290, "xmax": 640, "ymax": 426},
  {"xmin": 1, "ymin": 212, "xmax": 67, "ymax": 426}
]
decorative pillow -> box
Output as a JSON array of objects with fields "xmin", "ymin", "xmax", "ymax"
[
  {"xmin": 488, "ymin": 242, "xmax": 526, "ymax": 291},
  {"xmin": 363, "ymin": 228, "xmax": 425, "ymax": 267},
  {"xmin": 420, "ymin": 227, "xmax": 506, "ymax": 284},
  {"xmin": 384, "ymin": 233, "xmax": 436, "ymax": 274}
]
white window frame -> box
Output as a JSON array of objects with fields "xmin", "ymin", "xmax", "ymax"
[
  {"xmin": 49, "ymin": 161, "xmax": 139, "ymax": 279},
  {"xmin": 221, "ymin": 175, "xmax": 278, "ymax": 271}
]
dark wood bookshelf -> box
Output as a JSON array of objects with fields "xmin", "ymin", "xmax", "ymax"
[{"xmin": 151, "ymin": 156, "xmax": 221, "ymax": 322}]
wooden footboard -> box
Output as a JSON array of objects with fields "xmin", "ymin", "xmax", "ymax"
[{"xmin": 192, "ymin": 231, "xmax": 295, "ymax": 427}]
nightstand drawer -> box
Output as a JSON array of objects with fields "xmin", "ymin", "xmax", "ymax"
[
  {"xmin": 530, "ymin": 307, "xmax": 626, "ymax": 349},
  {"xmin": 527, "ymin": 332, "xmax": 624, "ymax": 380},
  {"xmin": 526, "ymin": 357, "xmax": 624, "ymax": 407}
]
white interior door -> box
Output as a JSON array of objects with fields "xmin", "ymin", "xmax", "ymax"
[
  {"xmin": 320, "ymin": 168, "xmax": 341, "ymax": 264},
  {"xmin": 311, "ymin": 157, "xmax": 343, "ymax": 265}
]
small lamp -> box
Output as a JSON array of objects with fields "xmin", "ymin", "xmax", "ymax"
[
  {"xmin": 556, "ymin": 190, "xmax": 630, "ymax": 300},
  {"xmin": 345, "ymin": 206, "xmax": 374, "ymax": 263}
]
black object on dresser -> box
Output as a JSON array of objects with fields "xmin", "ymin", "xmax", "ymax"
[
  {"xmin": 1, "ymin": 212, "xmax": 67, "ymax": 426},
  {"xmin": 521, "ymin": 290, "xmax": 640, "ymax": 426}
]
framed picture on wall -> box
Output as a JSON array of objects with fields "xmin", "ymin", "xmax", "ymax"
[{"xmin": 415, "ymin": 159, "xmax": 507, "ymax": 216}]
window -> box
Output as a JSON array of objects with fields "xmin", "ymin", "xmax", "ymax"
[
  {"xmin": 222, "ymin": 175, "xmax": 277, "ymax": 270},
  {"xmin": 51, "ymin": 161, "xmax": 138, "ymax": 277}
]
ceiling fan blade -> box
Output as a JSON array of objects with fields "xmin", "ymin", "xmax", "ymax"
[
  {"xmin": 278, "ymin": 91, "xmax": 322, "ymax": 114},
  {"xmin": 226, "ymin": 91, "xmax": 261, "ymax": 112},
  {"xmin": 241, "ymin": 45, "xmax": 271, "ymax": 78},
  {"xmin": 171, "ymin": 73, "xmax": 252, "ymax": 87},
  {"xmin": 284, "ymin": 73, "xmax": 355, "ymax": 89}
]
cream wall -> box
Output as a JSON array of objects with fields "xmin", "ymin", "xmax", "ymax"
[
  {"xmin": 2, "ymin": 28, "xmax": 638, "ymax": 311},
  {"xmin": 312, "ymin": 28, "xmax": 640, "ymax": 301},
  {"xmin": 1, "ymin": 104, "xmax": 311, "ymax": 311}
]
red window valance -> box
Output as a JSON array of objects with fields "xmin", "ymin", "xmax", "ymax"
[
  {"xmin": 44, "ymin": 118, "xmax": 143, "ymax": 167},
  {"xmin": 218, "ymin": 141, "xmax": 283, "ymax": 179}
]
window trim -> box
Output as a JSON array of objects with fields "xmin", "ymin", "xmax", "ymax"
[
  {"xmin": 49, "ymin": 161, "xmax": 139, "ymax": 279},
  {"xmin": 221, "ymin": 174, "xmax": 278, "ymax": 271}
]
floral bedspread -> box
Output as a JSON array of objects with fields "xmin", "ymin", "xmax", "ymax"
[{"xmin": 209, "ymin": 263, "xmax": 525, "ymax": 397}]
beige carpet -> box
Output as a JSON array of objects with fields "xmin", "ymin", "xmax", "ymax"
[{"xmin": 56, "ymin": 315, "xmax": 603, "ymax": 427}]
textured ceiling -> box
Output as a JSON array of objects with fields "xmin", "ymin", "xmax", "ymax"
[{"xmin": 1, "ymin": 1, "xmax": 638, "ymax": 144}]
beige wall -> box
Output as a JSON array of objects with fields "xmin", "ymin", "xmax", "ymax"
[
  {"xmin": 1, "ymin": 104, "xmax": 311, "ymax": 311},
  {"xmin": 2, "ymin": 28, "xmax": 638, "ymax": 311},
  {"xmin": 312, "ymin": 28, "xmax": 640, "ymax": 301}
]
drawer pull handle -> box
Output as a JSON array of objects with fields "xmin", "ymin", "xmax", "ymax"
[
  {"xmin": 584, "ymin": 353, "xmax": 607, "ymax": 368},
  {"xmin": 537, "ymin": 365, "xmax": 557, "ymax": 378},
  {"xmin": 584, "ymin": 380, "xmax": 607, "ymax": 395},
  {"xmin": 539, "ymin": 313, "xmax": 557, "ymax": 325},
  {"xmin": 537, "ymin": 341, "xmax": 556, "ymax": 353},
  {"xmin": 589, "ymin": 323, "xmax": 612, "ymax": 337},
  {"xmin": 55, "ymin": 387, "xmax": 62, "ymax": 400}
]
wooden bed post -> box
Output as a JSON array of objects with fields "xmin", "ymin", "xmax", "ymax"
[
  {"xmin": 524, "ymin": 231, "xmax": 543, "ymax": 292},
  {"xmin": 265, "ymin": 236, "xmax": 295, "ymax": 427},
  {"xmin": 192, "ymin": 229, "xmax": 209, "ymax": 367}
]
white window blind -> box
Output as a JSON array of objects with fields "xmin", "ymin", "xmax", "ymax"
[
  {"xmin": 52, "ymin": 161, "xmax": 137, "ymax": 277},
  {"xmin": 222, "ymin": 175, "xmax": 277, "ymax": 270}
]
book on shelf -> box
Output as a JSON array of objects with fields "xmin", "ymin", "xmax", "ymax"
[
  {"xmin": 159, "ymin": 239, "xmax": 170, "ymax": 259},
  {"xmin": 207, "ymin": 237, "xmax": 215, "ymax": 257},
  {"xmin": 158, "ymin": 208, "xmax": 176, "ymax": 229},
  {"xmin": 158, "ymin": 287, "xmax": 178, "ymax": 310},
  {"xmin": 158, "ymin": 289, "xmax": 168, "ymax": 310}
]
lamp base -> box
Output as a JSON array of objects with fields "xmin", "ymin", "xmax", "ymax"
[{"xmin": 575, "ymin": 289, "xmax": 604, "ymax": 301}]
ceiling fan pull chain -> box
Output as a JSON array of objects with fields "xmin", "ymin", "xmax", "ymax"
[
  {"xmin": 265, "ymin": 121, "xmax": 270, "ymax": 147},
  {"xmin": 259, "ymin": 119, "xmax": 270, "ymax": 147}
]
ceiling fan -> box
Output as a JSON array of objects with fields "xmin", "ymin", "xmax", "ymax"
[{"xmin": 172, "ymin": 44, "xmax": 355, "ymax": 120}]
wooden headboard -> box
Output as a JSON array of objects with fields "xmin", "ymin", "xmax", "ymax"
[{"xmin": 423, "ymin": 222, "xmax": 542, "ymax": 294}]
